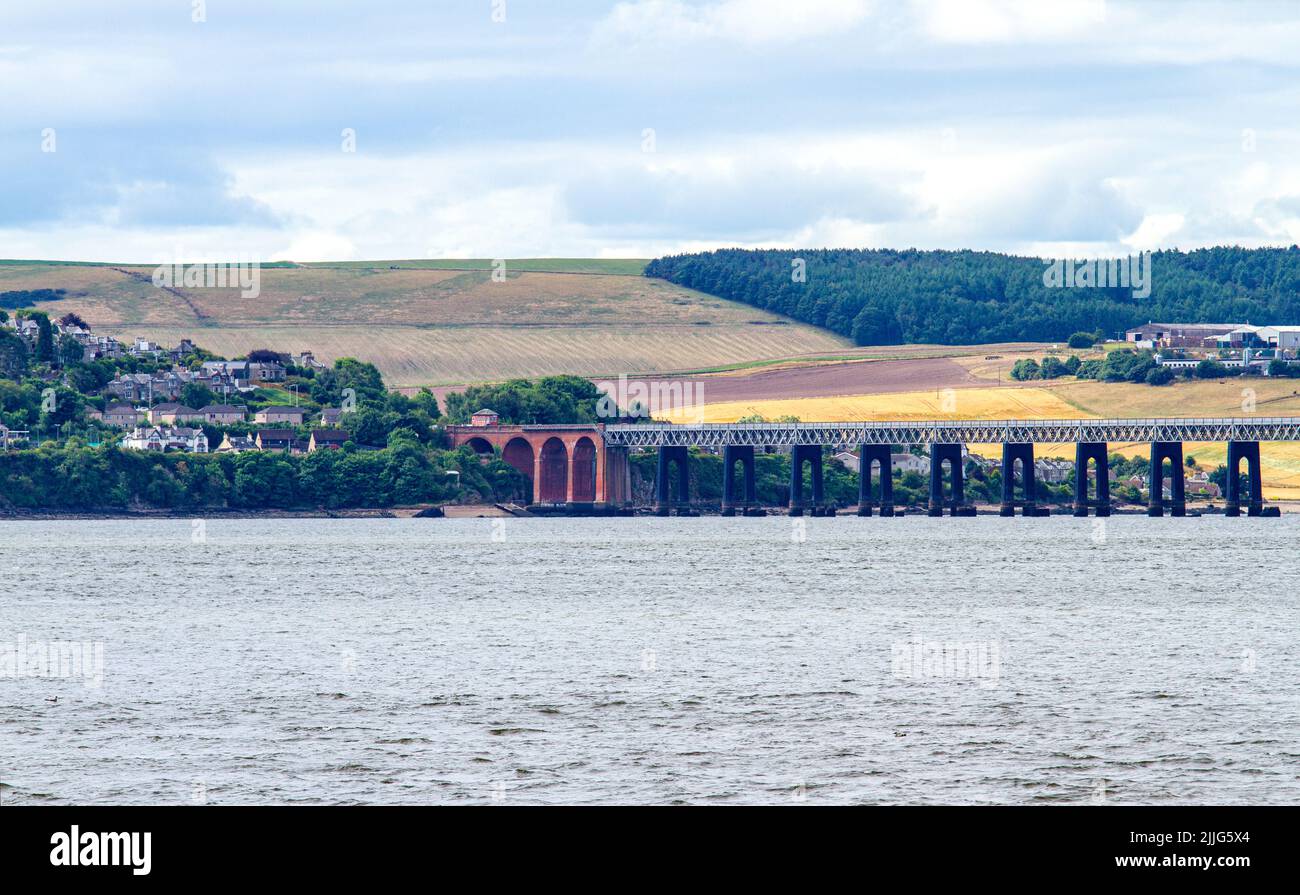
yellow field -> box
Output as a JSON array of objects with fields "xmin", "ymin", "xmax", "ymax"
[{"xmin": 672, "ymin": 382, "xmax": 1300, "ymax": 500}]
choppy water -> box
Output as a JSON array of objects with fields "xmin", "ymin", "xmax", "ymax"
[{"xmin": 1, "ymin": 515, "xmax": 1297, "ymax": 805}]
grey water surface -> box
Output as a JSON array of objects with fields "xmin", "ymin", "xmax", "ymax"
[{"xmin": 1, "ymin": 515, "xmax": 1296, "ymax": 805}]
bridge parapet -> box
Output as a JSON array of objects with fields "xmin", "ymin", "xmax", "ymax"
[{"xmin": 602, "ymin": 418, "xmax": 1300, "ymax": 448}]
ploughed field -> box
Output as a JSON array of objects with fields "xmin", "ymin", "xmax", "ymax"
[{"xmin": 0, "ymin": 260, "xmax": 848, "ymax": 386}]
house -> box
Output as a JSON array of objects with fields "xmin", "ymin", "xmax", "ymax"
[
  {"xmin": 198, "ymin": 404, "xmax": 247, "ymax": 424},
  {"xmin": 892, "ymin": 452, "xmax": 930, "ymax": 475},
  {"xmin": 308, "ymin": 429, "xmax": 349, "ymax": 452},
  {"xmin": 470, "ymin": 408, "xmax": 500, "ymax": 427},
  {"xmin": 147, "ymin": 403, "xmax": 202, "ymax": 425},
  {"xmin": 294, "ymin": 351, "xmax": 326, "ymax": 371},
  {"xmin": 254, "ymin": 405, "xmax": 307, "ymax": 425},
  {"xmin": 121, "ymin": 426, "xmax": 208, "ymax": 453},
  {"xmin": 247, "ymin": 361, "xmax": 286, "ymax": 382},
  {"xmin": 319, "ymin": 407, "xmax": 344, "ymax": 426},
  {"xmin": 1034, "ymin": 458, "xmax": 1072, "ymax": 484},
  {"xmin": 832, "ymin": 450, "xmax": 859, "ymax": 469},
  {"xmin": 89, "ymin": 403, "xmax": 144, "ymax": 428},
  {"xmin": 254, "ymin": 428, "xmax": 297, "ymax": 451},
  {"xmin": 216, "ymin": 433, "xmax": 257, "ymax": 453},
  {"xmin": 201, "ymin": 361, "xmax": 251, "ymax": 387}
]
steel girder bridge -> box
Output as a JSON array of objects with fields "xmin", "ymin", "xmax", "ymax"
[{"xmin": 600, "ymin": 418, "xmax": 1297, "ymax": 519}]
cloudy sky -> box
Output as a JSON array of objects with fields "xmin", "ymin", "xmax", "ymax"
[{"xmin": 3, "ymin": 0, "xmax": 1300, "ymax": 262}]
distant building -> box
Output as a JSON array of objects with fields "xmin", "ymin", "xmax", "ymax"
[
  {"xmin": 121, "ymin": 426, "xmax": 208, "ymax": 453},
  {"xmin": 892, "ymin": 453, "xmax": 930, "ymax": 475},
  {"xmin": 198, "ymin": 404, "xmax": 247, "ymax": 424},
  {"xmin": 247, "ymin": 361, "xmax": 286, "ymax": 382},
  {"xmin": 1125, "ymin": 322, "xmax": 1245, "ymax": 349},
  {"xmin": 254, "ymin": 428, "xmax": 297, "ymax": 452},
  {"xmin": 319, "ymin": 407, "xmax": 344, "ymax": 426},
  {"xmin": 148, "ymin": 403, "xmax": 202, "ymax": 425},
  {"xmin": 90, "ymin": 403, "xmax": 144, "ymax": 428},
  {"xmin": 254, "ymin": 406, "xmax": 307, "ymax": 425},
  {"xmin": 1257, "ymin": 325, "xmax": 1300, "ymax": 351},
  {"xmin": 470, "ymin": 408, "xmax": 500, "ymax": 427},
  {"xmin": 216, "ymin": 433, "xmax": 257, "ymax": 453},
  {"xmin": 308, "ymin": 429, "xmax": 348, "ymax": 452}
]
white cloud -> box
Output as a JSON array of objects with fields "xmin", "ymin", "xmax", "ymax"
[
  {"xmin": 910, "ymin": 0, "xmax": 1107, "ymax": 44},
  {"xmin": 594, "ymin": 0, "xmax": 873, "ymax": 46}
]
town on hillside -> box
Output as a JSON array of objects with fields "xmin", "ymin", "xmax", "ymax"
[{"xmin": 1, "ymin": 312, "xmax": 353, "ymax": 454}]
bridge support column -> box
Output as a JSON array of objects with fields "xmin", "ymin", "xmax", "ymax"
[
  {"xmin": 928, "ymin": 443, "xmax": 966, "ymax": 516},
  {"xmin": 1225, "ymin": 440, "xmax": 1263, "ymax": 517},
  {"xmin": 722, "ymin": 445, "xmax": 757, "ymax": 516},
  {"xmin": 857, "ymin": 444, "xmax": 894, "ymax": 516},
  {"xmin": 1148, "ymin": 441, "xmax": 1185, "ymax": 517},
  {"xmin": 1072, "ymin": 442, "xmax": 1110, "ymax": 517},
  {"xmin": 655, "ymin": 446, "xmax": 691, "ymax": 516},
  {"xmin": 999, "ymin": 442, "xmax": 1037, "ymax": 517},
  {"xmin": 788, "ymin": 445, "xmax": 823, "ymax": 516}
]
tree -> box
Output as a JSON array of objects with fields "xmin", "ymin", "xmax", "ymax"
[
  {"xmin": 1195, "ymin": 359, "xmax": 1228, "ymax": 379},
  {"xmin": 1145, "ymin": 366, "xmax": 1175, "ymax": 385},
  {"xmin": 1067, "ymin": 331, "xmax": 1096, "ymax": 348},
  {"xmin": 58, "ymin": 335, "xmax": 85, "ymax": 367},
  {"xmin": 180, "ymin": 382, "xmax": 217, "ymax": 409},
  {"xmin": 58, "ymin": 312, "xmax": 89, "ymax": 329},
  {"xmin": 1009, "ymin": 359, "xmax": 1040, "ymax": 381}
]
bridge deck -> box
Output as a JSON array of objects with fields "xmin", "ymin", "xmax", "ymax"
[{"xmin": 602, "ymin": 418, "xmax": 1300, "ymax": 448}]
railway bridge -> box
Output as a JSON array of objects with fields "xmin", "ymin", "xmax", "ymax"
[{"xmin": 449, "ymin": 417, "xmax": 1300, "ymax": 517}]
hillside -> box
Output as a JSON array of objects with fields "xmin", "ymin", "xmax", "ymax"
[{"xmin": 0, "ymin": 259, "xmax": 849, "ymax": 386}]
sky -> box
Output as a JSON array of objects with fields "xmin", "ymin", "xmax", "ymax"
[{"xmin": 3, "ymin": 0, "xmax": 1300, "ymax": 262}]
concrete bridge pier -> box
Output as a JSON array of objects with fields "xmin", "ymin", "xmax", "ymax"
[
  {"xmin": 1224, "ymin": 440, "xmax": 1264, "ymax": 517},
  {"xmin": 1072, "ymin": 441, "xmax": 1111, "ymax": 517},
  {"xmin": 1148, "ymin": 441, "xmax": 1186, "ymax": 517},
  {"xmin": 789, "ymin": 445, "xmax": 824, "ymax": 517},
  {"xmin": 721, "ymin": 445, "xmax": 758, "ymax": 516},
  {"xmin": 857, "ymin": 444, "xmax": 894, "ymax": 516},
  {"xmin": 999, "ymin": 442, "xmax": 1038, "ymax": 517},
  {"xmin": 928, "ymin": 443, "xmax": 968, "ymax": 516},
  {"xmin": 655, "ymin": 446, "xmax": 692, "ymax": 516}
]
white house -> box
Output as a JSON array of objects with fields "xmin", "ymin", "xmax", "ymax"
[{"xmin": 121, "ymin": 426, "xmax": 209, "ymax": 453}]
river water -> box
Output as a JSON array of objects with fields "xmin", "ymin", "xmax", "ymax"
[{"xmin": 1, "ymin": 516, "xmax": 1296, "ymax": 805}]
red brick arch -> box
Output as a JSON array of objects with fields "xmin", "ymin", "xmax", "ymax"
[{"xmin": 446, "ymin": 423, "xmax": 620, "ymax": 507}]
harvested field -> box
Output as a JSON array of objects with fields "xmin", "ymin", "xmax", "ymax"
[{"xmin": 1, "ymin": 261, "xmax": 849, "ymax": 386}]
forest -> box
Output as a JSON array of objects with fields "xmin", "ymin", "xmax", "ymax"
[{"xmin": 645, "ymin": 247, "xmax": 1300, "ymax": 345}]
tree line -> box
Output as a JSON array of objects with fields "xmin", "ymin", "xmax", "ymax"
[{"xmin": 645, "ymin": 247, "xmax": 1300, "ymax": 345}]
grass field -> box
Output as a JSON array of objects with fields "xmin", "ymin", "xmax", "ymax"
[
  {"xmin": 0, "ymin": 260, "xmax": 848, "ymax": 386},
  {"xmin": 673, "ymin": 380, "xmax": 1300, "ymax": 499}
]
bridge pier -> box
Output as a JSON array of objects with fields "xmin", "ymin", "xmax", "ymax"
[
  {"xmin": 1225, "ymin": 440, "xmax": 1264, "ymax": 517},
  {"xmin": 721, "ymin": 445, "xmax": 758, "ymax": 516},
  {"xmin": 999, "ymin": 442, "xmax": 1038, "ymax": 517},
  {"xmin": 655, "ymin": 446, "xmax": 692, "ymax": 516},
  {"xmin": 928, "ymin": 443, "xmax": 967, "ymax": 516},
  {"xmin": 1148, "ymin": 441, "xmax": 1186, "ymax": 517},
  {"xmin": 1072, "ymin": 441, "xmax": 1110, "ymax": 517},
  {"xmin": 788, "ymin": 445, "xmax": 824, "ymax": 516},
  {"xmin": 857, "ymin": 444, "xmax": 894, "ymax": 516}
]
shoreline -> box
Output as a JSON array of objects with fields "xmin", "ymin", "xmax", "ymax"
[{"xmin": 3, "ymin": 502, "xmax": 1295, "ymax": 521}]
